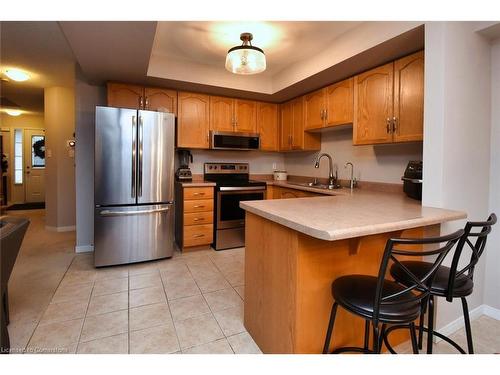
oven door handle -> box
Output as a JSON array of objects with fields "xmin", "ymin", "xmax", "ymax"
[{"xmin": 219, "ymin": 186, "xmax": 267, "ymax": 192}]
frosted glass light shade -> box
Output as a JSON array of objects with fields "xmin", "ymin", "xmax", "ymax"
[{"xmin": 225, "ymin": 46, "xmax": 266, "ymax": 75}]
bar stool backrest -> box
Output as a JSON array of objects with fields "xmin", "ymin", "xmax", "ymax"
[
  {"xmin": 373, "ymin": 229, "xmax": 465, "ymax": 321},
  {"xmin": 445, "ymin": 213, "xmax": 497, "ymax": 302}
]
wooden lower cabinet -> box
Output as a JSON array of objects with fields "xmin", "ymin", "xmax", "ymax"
[
  {"xmin": 271, "ymin": 186, "xmax": 322, "ymax": 199},
  {"xmin": 175, "ymin": 185, "xmax": 214, "ymax": 251}
]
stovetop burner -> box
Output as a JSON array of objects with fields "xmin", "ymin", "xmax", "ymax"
[{"xmin": 203, "ymin": 162, "xmax": 266, "ymax": 188}]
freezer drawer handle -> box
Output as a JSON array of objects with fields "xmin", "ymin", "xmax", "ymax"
[{"xmin": 100, "ymin": 207, "xmax": 171, "ymax": 217}]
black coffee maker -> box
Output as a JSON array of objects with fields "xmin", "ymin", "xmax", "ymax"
[{"xmin": 176, "ymin": 150, "xmax": 193, "ymax": 181}]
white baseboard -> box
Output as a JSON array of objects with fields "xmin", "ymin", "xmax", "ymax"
[
  {"xmin": 75, "ymin": 245, "xmax": 94, "ymax": 253},
  {"xmin": 435, "ymin": 304, "xmax": 500, "ymax": 342},
  {"xmin": 482, "ymin": 305, "xmax": 500, "ymax": 320},
  {"xmin": 45, "ymin": 225, "xmax": 76, "ymax": 232}
]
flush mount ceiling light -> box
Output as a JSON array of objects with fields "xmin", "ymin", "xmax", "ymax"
[
  {"xmin": 225, "ymin": 33, "xmax": 266, "ymax": 75},
  {"xmin": 5, "ymin": 109, "xmax": 22, "ymax": 116},
  {"xmin": 4, "ymin": 68, "xmax": 30, "ymax": 82}
]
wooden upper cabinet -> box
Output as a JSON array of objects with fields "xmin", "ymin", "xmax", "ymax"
[
  {"xmin": 177, "ymin": 92, "xmax": 210, "ymax": 149},
  {"xmin": 257, "ymin": 102, "xmax": 279, "ymax": 151},
  {"xmin": 107, "ymin": 83, "xmax": 144, "ymax": 109},
  {"xmin": 304, "ymin": 89, "xmax": 325, "ymax": 130},
  {"xmin": 280, "ymin": 101, "xmax": 293, "ymax": 151},
  {"xmin": 393, "ymin": 51, "xmax": 424, "ymax": 143},
  {"xmin": 234, "ymin": 99, "xmax": 257, "ymax": 133},
  {"xmin": 210, "ymin": 96, "xmax": 234, "ymax": 132},
  {"xmin": 353, "ymin": 62, "xmax": 394, "ymax": 145},
  {"xmin": 325, "ymin": 77, "xmax": 353, "ymax": 126},
  {"xmin": 291, "ymin": 97, "xmax": 305, "ymax": 150},
  {"xmin": 144, "ymin": 87, "xmax": 177, "ymax": 115}
]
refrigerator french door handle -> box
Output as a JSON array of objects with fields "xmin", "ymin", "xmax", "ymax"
[
  {"xmin": 99, "ymin": 206, "xmax": 171, "ymax": 217},
  {"xmin": 131, "ymin": 116, "xmax": 137, "ymax": 198},
  {"xmin": 138, "ymin": 115, "xmax": 144, "ymax": 197}
]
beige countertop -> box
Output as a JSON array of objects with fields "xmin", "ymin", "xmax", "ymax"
[{"xmin": 240, "ymin": 190, "xmax": 466, "ymax": 241}]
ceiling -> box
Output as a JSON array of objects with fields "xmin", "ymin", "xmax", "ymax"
[
  {"xmin": 0, "ymin": 21, "xmax": 76, "ymax": 115},
  {"xmin": 1, "ymin": 21, "xmax": 427, "ymax": 116}
]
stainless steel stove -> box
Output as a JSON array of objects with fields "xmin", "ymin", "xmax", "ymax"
[{"xmin": 204, "ymin": 163, "xmax": 266, "ymax": 250}]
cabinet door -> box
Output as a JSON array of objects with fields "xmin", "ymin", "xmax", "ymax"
[
  {"xmin": 291, "ymin": 97, "xmax": 305, "ymax": 150},
  {"xmin": 235, "ymin": 99, "xmax": 257, "ymax": 133},
  {"xmin": 107, "ymin": 83, "xmax": 144, "ymax": 109},
  {"xmin": 144, "ymin": 87, "xmax": 177, "ymax": 115},
  {"xmin": 257, "ymin": 102, "xmax": 279, "ymax": 151},
  {"xmin": 210, "ymin": 96, "xmax": 234, "ymax": 132},
  {"xmin": 353, "ymin": 62, "xmax": 394, "ymax": 145},
  {"xmin": 304, "ymin": 89, "xmax": 325, "ymax": 130},
  {"xmin": 280, "ymin": 101, "xmax": 293, "ymax": 151},
  {"xmin": 393, "ymin": 51, "xmax": 424, "ymax": 143},
  {"xmin": 325, "ymin": 77, "xmax": 354, "ymax": 127},
  {"xmin": 177, "ymin": 92, "xmax": 210, "ymax": 149}
]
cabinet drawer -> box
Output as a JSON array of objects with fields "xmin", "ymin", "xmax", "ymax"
[
  {"xmin": 184, "ymin": 187, "xmax": 214, "ymax": 200},
  {"xmin": 184, "ymin": 224, "xmax": 213, "ymax": 247},
  {"xmin": 184, "ymin": 199, "xmax": 214, "ymax": 213},
  {"xmin": 184, "ymin": 211, "xmax": 213, "ymax": 226}
]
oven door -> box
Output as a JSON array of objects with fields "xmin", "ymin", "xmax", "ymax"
[{"xmin": 217, "ymin": 187, "xmax": 266, "ymax": 229}]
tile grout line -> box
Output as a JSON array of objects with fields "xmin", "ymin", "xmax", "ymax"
[
  {"xmin": 23, "ymin": 253, "xmax": 80, "ymax": 353},
  {"xmin": 158, "ymin": 262, "xmax": 182, "ymax": 354}
]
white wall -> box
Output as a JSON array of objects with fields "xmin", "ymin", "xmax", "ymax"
[
  {"xmin": 485, "ymin": 38, "xmax": 500, "ymax": 311},
  {"xmin": 423, "ymin": 22, "xmax": 493, "ymax": 329},
  {"xmin": 74, "ymin": 69, "xmax": 106, "ymax": 252},
  {"xmin": 189, "ymin": 150, "xmax": 285, "ymax": 175},
  {"xmin": 284, "ymin": 128, "xmax": 422, "ymax": 184}
]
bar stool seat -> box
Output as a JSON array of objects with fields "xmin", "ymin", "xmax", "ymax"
[
  {"xmin": 333, "ymin": 275, "xmax": 421, "ymax": 323},
  {"xmin": 390, "ymin": 262, "xmax": 474, "ymax": 297}
]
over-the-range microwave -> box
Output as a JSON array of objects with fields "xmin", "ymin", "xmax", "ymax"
[{"xmin": 210, "ymin": 131, "xmax": 260, "ymax": 150}]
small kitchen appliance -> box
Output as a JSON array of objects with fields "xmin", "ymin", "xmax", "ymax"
[
  {"xmin": 402, "ymin": 160, "xmax": 423, "ymax": 200},
  {"xmin": 176, "ymin": 150, "xmax": 193, "ymax": 181}
]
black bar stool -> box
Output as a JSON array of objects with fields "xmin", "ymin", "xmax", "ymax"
[
  {"xmin": 386, "ymin": 213, "xmax": 497, "ymax": 354},
  {"xmin": 322, "ymin": 229, "xmax": 464, "ymax": 354}
]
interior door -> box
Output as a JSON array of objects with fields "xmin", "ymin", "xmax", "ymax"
[
  {"xmin": 24, "ymin": 129, "xmax": 46, "ymax": 203},
  {"xmin": 137, "ymin": 110, "xmax": 175, "ymax": 204}
]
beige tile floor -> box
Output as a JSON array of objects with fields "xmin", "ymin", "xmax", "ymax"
[{"xmin": 5, "ymin": 209, "xmax": 500, "ymax": 354}]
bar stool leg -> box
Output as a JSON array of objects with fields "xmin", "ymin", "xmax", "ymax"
[
  {"xmin": 409, "ymin": 322, "xmax": 419, "ymax": 354},
  {"xmin": 417, "ymin": 297, "xmax": 428, "ymax": 349},
  {"xmin": 461, "ymin": 297, "xmax": 474, "ymax": 354},
  {"xmin": 364, "ymin": 320, "xmax": 370, "ymax": 351},
  {"xmin": 323, "ymin": 302, "xmax": 338, "ymax": 354},
  {"xmin": 426, "ymin": 295, "xmax": 435, "ymax": 354},
  {"xmin": 373, "ymin": 322, "xmax": 380, "ymax": 353}
]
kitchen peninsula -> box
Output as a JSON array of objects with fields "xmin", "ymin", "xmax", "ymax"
[{"xmin": 240, "ymin": 191, "xmax": 466, "ymax": 353}]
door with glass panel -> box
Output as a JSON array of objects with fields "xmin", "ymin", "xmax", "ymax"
[{"xmin": 24, "ymin": 129, "xmax": 46, "ymax": 203}]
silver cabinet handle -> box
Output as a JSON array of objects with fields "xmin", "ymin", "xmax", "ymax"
[
  {"xmin": 193, "ymin": 217, "xmax": 205, "ymax": 221},
  {"xmin": 392, "ymin": 116, "xmax": 397, "ymax": 133},
  {"xmin": 386, "ymin": 118, "xmax": 391, "ymax": 134},
  {"xmin": 139, "ymin": 96, "xmax": 144, "ymax": 109},
  {"xmin": 192, "ymin": 192, "xmax": 205, "ymax": 196},
  {"xmin": 193, "ymin": 234, "xmax": 205, "ymax": 238},
  {"xmin": 138, "ymin": 116, "xmax": 144, "ymax": 197},
  {"xmin": 145, "ymin": 97, "xmax": 149, "ymax": 109},
  {"xmin": 100, "ymin": 206, "xmax": 171, "ymax": 216},
  {"xmin": 193, "ymin": 205, "xmax": 205, "ymax": 208},
  {"xmin": 320, "ymin": 109, "xmax": 324, "ymax": 120},
  {"xmin": 131, "ymin": 116, "xmax": 137, "ymax": 198},
  {"xmin": 324, "ymin": 109, "xmax": 328, "ymax": 122}
]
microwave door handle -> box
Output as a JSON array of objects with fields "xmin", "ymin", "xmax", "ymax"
[{"xmin": 131, "ymin": 116, "xmax": 136, "ymax": 198}]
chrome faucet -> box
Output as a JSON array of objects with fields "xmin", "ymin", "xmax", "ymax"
[
  {"xmin": 314, "ymin": 153, "xmax": 337, "ymax": 187},
  {"xmin": 344, "ymin": 162, "xmax": 357, "ymax": 190}
]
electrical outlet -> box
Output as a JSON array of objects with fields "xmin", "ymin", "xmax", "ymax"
[{"xmin": 272, "ymin": 162, "xmax": 277, "ymax": 170}]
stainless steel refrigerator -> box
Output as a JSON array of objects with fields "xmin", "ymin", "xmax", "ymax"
[{"xmin": 94, "ymin": 106, "xmax": 175, "ymax": 267}]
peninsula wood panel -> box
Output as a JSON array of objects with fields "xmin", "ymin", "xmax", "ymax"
[
  {"xmin": 257, "ymin": 102, "xmax": 279, "ymax": 151},
  {"xmin": 325, "ymin": 77, "xmax": 354, "ymax": 127},
  {"xmin": 210, "ymin": 96, "xmax": 234, "ymax": 132},
  {"xmin": 144, "ymin": 87, "xmax": 177, "ymax": 114},
  {"xmin": 107, "ymin": 83, "xmax": 144, "ymax": 109},
  {"xmin": 235, "ymin": 99, "xmax": 257, "ymax": 133},
  {"xmin": 353, "ymin": 62, "xmax": 394, "ymax": 145},
  {"xmin": 393, "ymin": 51, "xmax": 424, "ymax": 143},
  {"xmin": 177, "ymin": 92, "xmax": 210, "ymax": 149},
  {"xmin": 244, "ymin": 212, "xmax": 432, "ymax": 353}
]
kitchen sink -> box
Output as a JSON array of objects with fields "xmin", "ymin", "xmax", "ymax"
[{"xmin": 286, "ymin": 181, "xmax": 343, "ymax": 190}]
